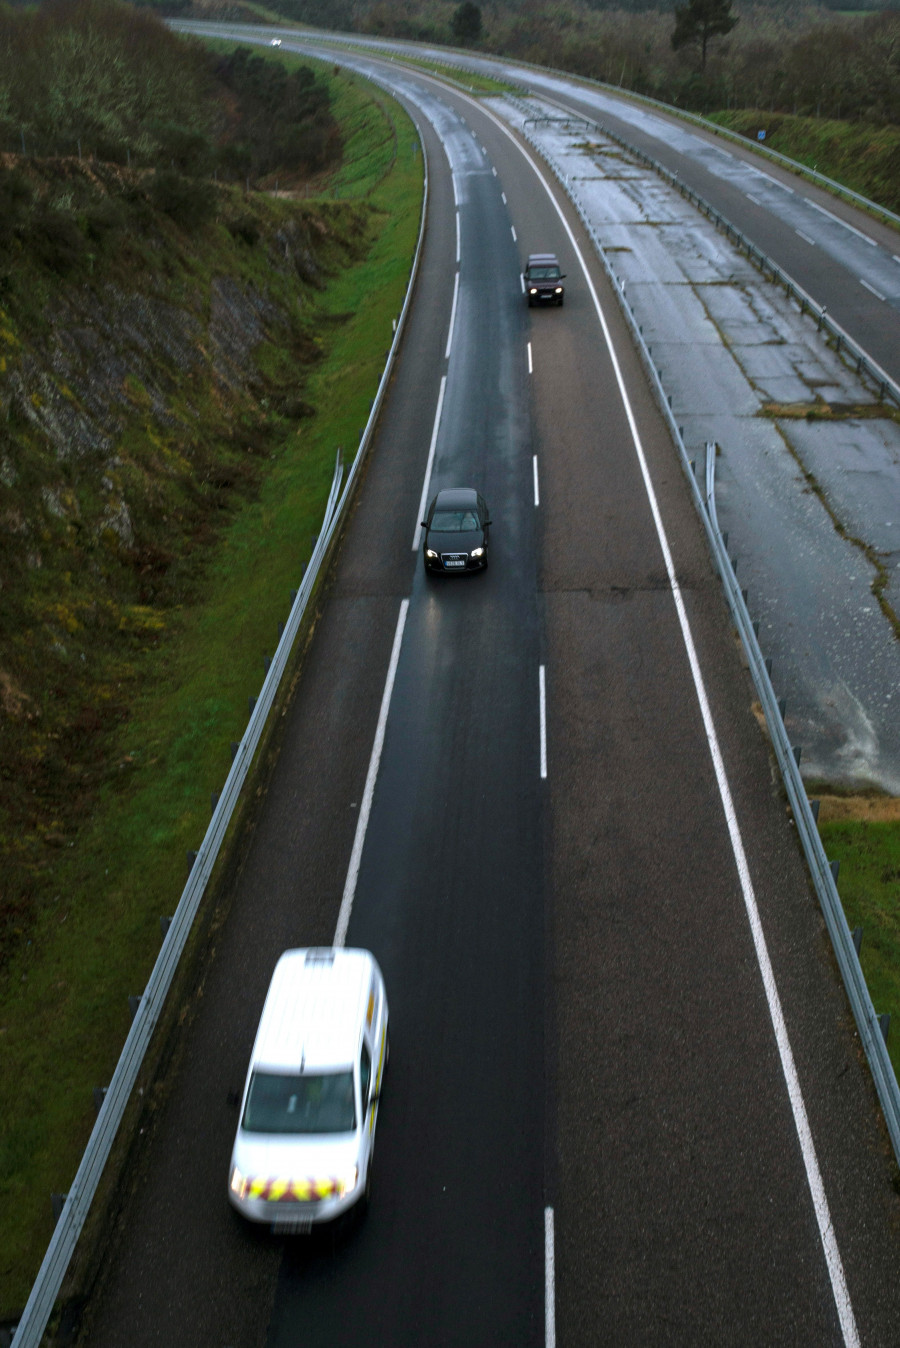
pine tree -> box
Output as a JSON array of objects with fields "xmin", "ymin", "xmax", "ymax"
[{"xmin": 671, "ymin": 0, "xmax": 738, "ymax": 71}]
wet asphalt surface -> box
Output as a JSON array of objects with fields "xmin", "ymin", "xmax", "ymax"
[{"xmin": 73, "ymin": 37, "xmax": 900, "ymax": 1348}]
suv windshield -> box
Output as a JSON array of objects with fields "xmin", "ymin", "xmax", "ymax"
[
  {"xmin": 431, "ymin": 509, "xmax": 480, "ymax": 531},
  {"xmin": 528, "ymin": 266, "xmax": 559, "ymax": 280},
  {"xmin": 242, "ymin": 1069, "xmax": 356, "ymax": 1135}
]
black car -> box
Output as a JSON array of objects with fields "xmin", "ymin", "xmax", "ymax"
[
  {"xmin": 524, "ymin": 252, "xmax": 565, "ymax": 307},
  {"xmin": 421, "ymin": 487, "xmax": 491, "ymax": 574}
]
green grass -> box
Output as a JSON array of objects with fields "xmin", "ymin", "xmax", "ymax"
[
  {"xmin": 0, "ymin": 57, "xmax": 422, "ymax": 1316},
  {"xmin": 818, "ymin": 809, "xmax": 900, "ymax": 1081},
  {"xmin": 706, "ymin": 109, "xmax": 900, "ymax": 216}
]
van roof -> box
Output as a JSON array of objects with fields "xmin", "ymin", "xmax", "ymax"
[{"xmin": 251, "ymin": 948, "xmax": 375, "ymax": 1073}]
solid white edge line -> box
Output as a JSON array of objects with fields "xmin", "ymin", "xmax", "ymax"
[
  {"xmin": 456, "ymin": 209, "xmax": 461, "ymax": 265},
  {"xmin": 545, "ymin": 1206, "xmax": 556, "ymax": 1348},
  {"xmin": 528, "ymin": 341, "xmax": 533, "ymax": 375},
  {"xmin": 334, "ymin": 599, "xmax": 410, "ymax": 948},
  {"xmin": 533, "ymin": 454, "xmax": 540, "ymax": 506},
  {"xmin": 445, "ymin": 270, "xmax": 460, "ymax": 361},
  {"xmin": 477, "ymin": 101, "xmax": 860, "ymax": 1348},
  {"xmin": 539, "ymin": 665, "xmax": 547, "ymax": 779},
  {"xmin": 412, "ymin": 375, "xmax": 447, "ymax": 550}
]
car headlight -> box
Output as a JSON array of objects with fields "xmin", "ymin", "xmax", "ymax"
[
  {"xmin": 425, "ymin": 548, "xmax": 437, "ymax": 559},
  {"xmin": 471, "ymin": 546, "xmax": 484, "ymax": 558},
  {"xmin": 555, "ymin": 287, "xmax": 562, "ymax": 293},
  {"xmin": 230, "ymin": 1165, "xmax": 249, "ymax": 1199},
  {"xmin": 529, "ymin": 287, "xmax": 538, "ymax": 294},
  {"xmin": 337, "ymin": 1166, "xmax": 359, "ymax": 1198}
]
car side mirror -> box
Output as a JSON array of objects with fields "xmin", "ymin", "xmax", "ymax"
[
  {"xmin": 484, "ymin": 519, "xmax": 492, "ymax": 527},
  {"xmin": 420, "ymin": 521, "xmax": 428, "ymax": 529},
  {"xmin": 560, "ymin": 273, "xmax": 567, "ymax": 279}
]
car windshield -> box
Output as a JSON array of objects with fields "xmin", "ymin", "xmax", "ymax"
[
  {"xmin": 528, "ymin": 266, "xmax": 559, "ymax": 279},
  {"xmin": 242, "ymin": 1069, "xmax": 356, "ymax": 1135},
  {"xmin": 431, "ymin": 509, "xmax": 480, "ymax": 532}
]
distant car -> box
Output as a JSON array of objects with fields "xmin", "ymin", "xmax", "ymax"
[
  {"xmin": 525, "ymin": 253, "xmax": 565, "ymax": 307},
  {"xmin": 228, "ymin": 947, "xmax": 388, "ymax": 1232},
  {"xmin": 422, "ymin": 487, "xmax": 491, "ymax": 574},
  {"xmin": 270, "ymin": 37, "xmax": 282, "ymax": 46}
]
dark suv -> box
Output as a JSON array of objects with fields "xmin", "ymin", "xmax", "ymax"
[{"xmin": 525, "ymin": 253, "xmax": 565, "ymax": 307}]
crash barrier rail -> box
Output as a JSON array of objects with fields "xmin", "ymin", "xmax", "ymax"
[
  {"xmin": 10, "ymin": 96, "xmax": 430, "ymax": 1348},
  {"xmin": 517, "ymin": 119, "xmax": 900, "ymax": 1169}
]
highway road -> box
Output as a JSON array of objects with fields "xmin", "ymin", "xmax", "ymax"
[{"xmin": 75, "ymin": 41, "xmax": 900, "ymax": 1348}]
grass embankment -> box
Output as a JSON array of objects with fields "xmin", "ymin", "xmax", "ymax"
[
  {"xmin": 815, "ymin": 799, "xmax": 900, "ymax": 1081},
  {"xmin": 707, "ymin": 109, "xmax": 900, "ymax": 215},
  {"xmin": 0, "ymin": 53, "xmax": 422, "ymax": 1316}
]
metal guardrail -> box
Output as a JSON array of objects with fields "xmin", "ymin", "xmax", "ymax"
[
  {"xmin": 516, "ymin": 120, "xmax": 900, "ymax": 1168},
  {"xmin": 10, "ymin": 90, "xmax": 430, "ymax": 1348}
]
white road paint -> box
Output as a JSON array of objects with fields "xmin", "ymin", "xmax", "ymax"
[
  {"xmin": 807, "ymin": 198, "xmax": 877, "ymax": 246},
  {"xmin": 796, "ymin": 230, "xmax": 817, "ymax": 246},
  {"xmin": 545, "ymin": 1206, "xmax": 556, "ymax": 1348},
  {"xmin": 533, "ymin": 455, "xmax": 540, "ymax": 506},
  {"xmin": 412, "ymin": 375, "xmax": 447, "ymax": 551},
  {"xmin": 756, "ymin": 169, "xmax": 793, "ymax": 193},
  {"xmin": 477, "ymin": 98, "xmax": 861, "ymax": 1348},
  {"xmin": 539, "ymin": 665, "xmax": 547, "ymax": 779},
  {"xmin": 861, "ymin": 277, "xmax": 886, "ymax": 302},
  {"xmin": 527, "ymin": 341, "xmax": 533, "ymax": 374},
  {"xmin": 445, "ymin": 270, "xmax": 460, "ymax": 360},
  {"xmin": 456, "ymin": 210, "xmax": 460, "ymax": 264},
  {"xmin": 511, "ymin": 224, "xmax": 517, "ymax": 243},
  {"xmin": 335, "ymin": 599, "xmax": 410, "ymax": 948},
  {"xmin": 502, "ymin": 191, "xmax": 507, "ymax": 204}
]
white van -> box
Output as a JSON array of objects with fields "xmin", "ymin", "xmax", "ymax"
[{"xmin": 228, "ymin": 947, "xmax": 389, "ymax": 1231}]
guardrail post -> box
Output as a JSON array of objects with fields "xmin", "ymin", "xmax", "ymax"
[
  {"xmin": 160, "ymin": 916, "xmax": 172, "ymax": 939},
  {"xmin": 92, "ymin": 1087, "xmax": 107, "ymax": 1113},
  {"xmin": 230, "ymin": 742, "xmax": 238, "ymax": 762},
  {"xmin": 128, "ymin": 996, "xmax": 142, "ymax": 1020},
  {"xmin": 792, "ymin": 745, "xmax": 802, "ymax": 766},
  {"xmin": 187, "ymin": 850, "xmax": 197, "ymax": 873},
  {"xmin": 809, "ymin": 799, "xmax": 820, "ymax": 822},
  {"xmin": 830, "ymin": 859, "xmax": 840, "ymax": 883},
  {"xmin": 880, "ymin": 1014, "xmax": 891, "ymax": 1045},
  {"xmin": 50, "ymin": 1195, "xmax": 66, "ymax": 1226},
  {"xmin": 778, "ymin": 699, "xmax": 786, "ymax": 719},
  {"xmin": 211, "ymin": 791, "xmax": 220, "ymax": 814},
  {"xmin": 248, "ymin": 696, "xmax": 257, "ymax": 715},
  {"xmin": 853, "ymin": 927, "xmax": 863, "ymax": 955}
]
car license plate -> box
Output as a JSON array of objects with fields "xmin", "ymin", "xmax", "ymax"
[{"xmin": 444, "ymin": 559, "xmax": 464, "ymax": 568}]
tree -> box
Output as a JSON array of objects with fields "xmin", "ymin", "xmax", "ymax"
[
  {"xmin": 451, "ymin": 2, "xmax": 482, "ymax": 46},
  {"xmin": 671, "ymin": 0, "xmax": 738, "ymax": 71}
]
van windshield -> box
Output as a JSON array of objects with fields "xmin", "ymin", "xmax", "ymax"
[{"xmin": 242, "ymin": 1069, "xmax": 356, "ymax": 1135}]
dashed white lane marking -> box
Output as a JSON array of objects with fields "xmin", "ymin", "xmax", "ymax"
[
  {"xmin": 545, "ymin": 1206, "xmax": 556, "ymax": 1348},
  {"xmin": 861, "ymin": 277, "xmax": 886, "ymax": 301},
  {"xmin": 539, "ymin": 665, "xmax": 547, "ymax": 779},
  {"xmin": 807, "ymin": 198, "xmax": 878, "ymax": 246},
  {"xmin": 527, "ymin": 341, "xmax": 533, "ymax": 375},
  {"xmin": 533, "ymin": 455, "xmax": 540, "ymax": 507}
]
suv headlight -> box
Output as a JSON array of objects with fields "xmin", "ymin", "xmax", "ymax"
[
  {"xmin": 230, "ymin": 1165, "xmax": 249, "ymax": 1199},
  {"xmin": 338, "ymin": 1166, "xmax": 359, "ymax": 1197}
]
